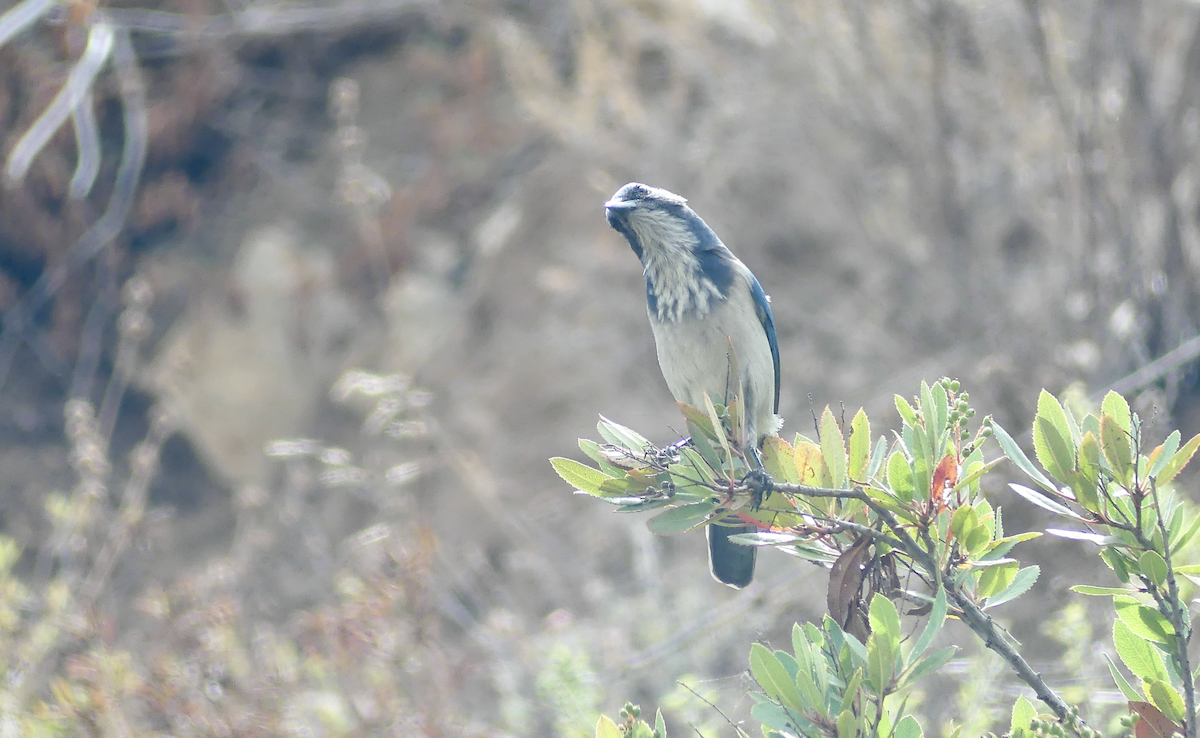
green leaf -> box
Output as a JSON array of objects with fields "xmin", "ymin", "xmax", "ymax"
[
  {"xmin": 1113, "ymin": 619, "xmax": 1169, "ymax": 683},
  {"xmin": 654, "ymin": 710, "xmax": 666, "ymax": 738},
  {"xmin": 597, "ymin": 415, "xmax": 651, "ymax": 452},
  {"xmin": 950, "ymin": 504, "xmax": 977, "ymax": 542},
  {"xmin": 895, "ymin": 395, "xmax": 918, "ymax": 426},
  {"xmin": 888, "ymin": 450, "xmax": 915, "ymax": 502},
  {"xmin": 752, "ymin": 702, "xmax": 810, "ymax": 733},
  {"xmin": 1171, "ymin": 512, "xmax": 1200, "ymax": 555},
  {"xmin": 866, "ymin": 634, "xmax": 894, "ymax": 696},
  {"xmin": 951, "ymin": 457, "xmax": 1004, "ymax": 494},
  {"xmin": 910, "ymin": 424, "xmax": 932, "ymax": 505},
  {"xmin": 992, "ymin": 422, "xmax": 1058, "ymax": 494},
  {"xmin": 1147, "ymin": 679, "xmax": 1185, "ymax": 723},
  {"xmin": 1139, "ymin": 550, "xmax": 1168, "ymax": 587},
  {"xmin": 1159, "ymin": 433, "xmax": 1200, "ymax": 486},
  {"xmin": 1149, "ymin": 431, "xmax": 1182, "ymax": 478},
  {"xmin": 1113, "ymin": 595, "xmax": 1174, "ymax": 644},
  {"xmin": 596, "ymin": 715, "xmax": 622, "ymax": 738},
  {"xmin": 579, "ymin": 439, "xmax": 624, "ymax": 476},
  {"xmin": 550, "ymin": 457, "xmax": 612, "ymax": 496},
  {"xmin": 904, "ymin": 646, "xmax": 956, "ymax": 683},
  {"xmin": 869, "ymin": 436, "xmax": 889, "ymax": 479},
  {"xmin": 840, "ymin": 669, "xmax": 863, "ymax": 715},
  {"xmin": 921, "ymin": 381, "xmax": 943, "ymax": 438},
  {"xmin": 978, "ymin": 561, "xmax": 1018, "ymax": 599},
  {"xmin": 821, "ymin": 406, "xmax": 847, "ymax": 489},
  {"xmin": 1071, "ymin": 585, "xmax": 1132, "ymax": 596},
  {"xmin": 835, "ymin": 709, "xmax": 855, "ymax": 738},
  {"xmin": 1100, "ymin": 413, "xmax": 1132, "ymax": 486},
  {"xmin": 750, "ymin": 643, "xmax": 806, "ymax": 714},
  {"xmin": 894, "ymin": 714, "xmax": 923, "ymax": 738},
  {"xmin": 965, "ymin": 524, "xmax": 992, "ymax": 557},
  {"xmin": 1101, "ymin": 548, "xmax": 1133, "ymax": 584},
  {"xmin": 701, "ymin": 393, "xmax": 733, "ymax": 470},
  {"xmin": 868, "ymin": 594, "xmax": 901, "ymax": 644},
  {"xmin": 1011, "ymin": 696, "xmax": 1036, "ymax": 736},
  {"xmin": 686, "ymin": 422, "xmax": 723, "ymax": 474},
  {"xmin": 1078, "ymin": 431, "xmax": 1101, "ymax": 486},
  {"xmin": 1101, "ymin": 391, "xmax": 1131, "ymax": 434},
  {"xmin": 848, "ymin": 408, "xmax": 871, "ymax": 482},
  {"xmin": 1104, "ymin": 653, "xmax": 1142, "ymax": 701},
  {"xmin": 981, "ymin": 531, "xmax": 1042, "ymax": 561},
  {"xmin": 646, "ymin": 501, "xmax": 717, "ymax": 535},
  {"xmin": 1034, "ymin": 390, "xmax": 1076, "ymax": 480},
  {"xmin": 762, "ymin": 436, "xmax": 799, "ymax": 484},
  {"xmin": 1036, "ymin": 417, "xmax": 1075, "ymax": 482},
  {"xmin": 985, "ymin": 565, "xmax": 1039, "ymax": 608},
  {"xmin": 1064, "ymin": 469, "xmax": 1100, "ymax": 514},
  {"xmin": 910, "ymin": 587, "xmax": 947, "ymax": 663},
  {"xmin": 794, "ymin": 668, "xmax": 826, "ymax": 718},
  {"xmin": 1007, "ymin": 484, "xmax": 1085, "ymax": 520}
]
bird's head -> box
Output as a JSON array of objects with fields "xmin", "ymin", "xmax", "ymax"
[
  {"xmin": 605, "ymin": 182, "xmax": 734, "ymax": 322},
  {"xmin": 605, "ymin": 182, "xmax": 709, "ymax": 261}
]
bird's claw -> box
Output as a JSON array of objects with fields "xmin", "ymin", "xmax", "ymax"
[{"xmin": 741, "ymin": 468, "xmax": 772, "ymax": 511}]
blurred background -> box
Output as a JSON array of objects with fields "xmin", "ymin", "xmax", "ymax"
[{"xmin": 2, "ymin": 0, "xmax": 1199, "ymax": 734}]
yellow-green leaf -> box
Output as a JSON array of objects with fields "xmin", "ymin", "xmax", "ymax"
[
  {"xmin": 1078, "ymin": 431, "xmax": 1100, "ymax": 485},
  {"xmin": 646, "ymin": 501, "xmax": 717, "ymax": 534},
  {"xmin": 1065, "ymin": 470, "xmax": 1099, "ymax": 512},
  {"xmin": 1034, "ymin": 416, "xmax": 1075, "ymax": 482},
  {"xmin": 796, "ymin": 441, "xmax": 827, "ymax": 487},
  {"xmin": 1147, "ymin": 679, "xmax": 1186, "ymax": 723},
  {"xmin": 888, "ymin": 451, "xmax": 914, "ymax": 501},
  {"xmin": 1148, "ymin": 430, "xmax": 1181, "ymax": 478},
  {"xmin": 895, "ymin": 395, "xmax": 918, "ymax": 426},
  {"xmin": 1114, "ymin": 595, "xmax": 1174, "ymax": 644},
  {"xmin": 837, "ymin": 709, "xmax": 858, "ymax": 738},
  {"xmin": 1100, "ymin": 414, "xmax": 1132, "ymax": 486},
  {"xmin": 1139, "ymin": 550, "xmax": 1168, "ymax": 587},
  {"xmin": 868, "ymin": 593, "xmax": 901, "ymax": 643},
  {"xmin": 1158, "ymin": 433, "xmax": 1200, "ymax": 487},
  {"xmin": 1114, "ymin": 619, "xmax": 1168, "ymax": 683},
  {"xmin": 749, "ymin": 643, "xmax": 806, "ymax": 714},
  {"xmin": 550, "ymin": 457, "xmax": 613, "ymax": 496},
  {"xmin": 820, "ymin": 406, "xmax": 847, "ymax": 489},
  {"xmin": 848, "ymin": 408, "xmax": 871, "ymax": 482},
  {"xmin": 596, "ymin": 715, "xmax": 622, "ymax": 738},
  {"xmin": 978, "ymin": 561, "xmax": 1018, "ymax": 598},
  {"xmin": 1101, "ymin": 391, "xmax": 1131, "ymax": 435},
  {"xmin": 1034, "ymin": 390, "xmax": 1075, "ymax": 480},
  {"xmin": 1011, "ymin": 696, "xmax": 1036, "ymax": 738},
  {"xmin": 762, "ymin": 436, "xmax": 799, "ymax": 484}
]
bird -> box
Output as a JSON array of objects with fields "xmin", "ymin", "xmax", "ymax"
[{"xmin": 604, "ymin": 182, "xmax": 781, "ymax": 588}]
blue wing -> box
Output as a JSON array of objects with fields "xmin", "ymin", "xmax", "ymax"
[{"xmin": 748, "ymin": 274, "xmax": 780, "ymax": 413}]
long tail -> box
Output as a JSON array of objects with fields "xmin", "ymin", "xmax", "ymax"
[{"xmin": 707, "ymin": 523, "xmax": 756, "ymax": 588}]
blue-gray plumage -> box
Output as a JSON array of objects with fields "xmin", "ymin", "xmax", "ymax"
[{"xmin": 605, "ymin": 182, "xmax": 781, "ymax": 588}]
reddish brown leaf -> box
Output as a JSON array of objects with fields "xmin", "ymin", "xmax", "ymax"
[
  {"xmin": 930, "ymin": 454, "xmax": 958, "ymax": 510},
  {"xmin": 1130, "ymin": 701, "xmax": 1183, "ymax": 738},
  {"xmin": 827, "ymin": 535, "xmax": 872, "ymax": 635}
]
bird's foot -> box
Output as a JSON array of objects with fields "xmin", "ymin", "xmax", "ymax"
[{"xmin": 740, "ymin": 468, "xmax": 772, "ymax": 511}]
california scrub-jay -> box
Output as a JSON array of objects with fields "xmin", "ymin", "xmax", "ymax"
[{"xmin": 605, "ymin": 182, "xmax": 781, "ymax": 588}]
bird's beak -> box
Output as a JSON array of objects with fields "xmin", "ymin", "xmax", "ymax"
[{"xmin": 604, "ymin": 199, "xmax": 636, "ymax": 211}]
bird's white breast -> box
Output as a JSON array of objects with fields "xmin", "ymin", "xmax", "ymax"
[{"xmin": 649, "ymin": 270, "xmax": 780, "ymax": 443}]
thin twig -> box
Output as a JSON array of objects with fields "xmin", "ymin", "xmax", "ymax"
[{"xmin": 676, "ymin": 680, "xmax": 747, "ymax": 738}]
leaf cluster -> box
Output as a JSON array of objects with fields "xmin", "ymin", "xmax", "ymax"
[{"xmin": 996, "ymin": 390, "xmax": 1200, "ymax": 735}]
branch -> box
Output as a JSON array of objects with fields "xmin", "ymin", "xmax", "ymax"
[
  {"xmin": 1150, "ymin": 480, "xmax": 1196, "ymax": 738},
  {"xmin": 764, "ymin": 480, "xmax": 1087, "ymax": 732}
]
